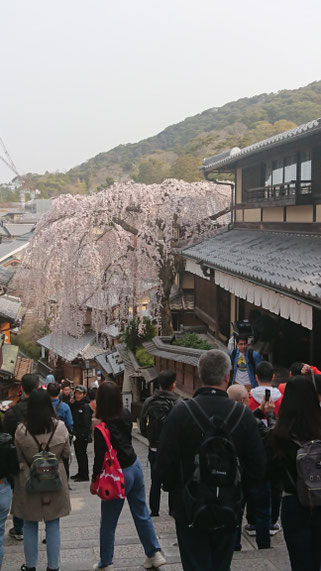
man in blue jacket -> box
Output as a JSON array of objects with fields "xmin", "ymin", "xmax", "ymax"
[
  {"xmin": 47, "ymin": 381, "xmax": 73, "ymax": 432},
  {"xmin": 230, "ymin": 334, "xmax": 261, "ymax": 390}
]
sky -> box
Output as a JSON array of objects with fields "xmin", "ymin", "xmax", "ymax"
[{"xmin": 1, "ymin": 0, "xmax": 321, "ymax": 183}]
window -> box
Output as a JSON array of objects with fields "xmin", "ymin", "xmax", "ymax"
[
  {"xmin": 300, "ymin": 150, "xmax": 312, "ymax": 181},
  {"xmin": 272, "ymin": 159, "xmax": 283, "ymax": 185},
  {"xmin": 264, "ymin": 162, "xmax": 272, "ymax": 186},
  {"xmin": 284, "ymin": 155, "xmax": 297, "ymax": 183}
]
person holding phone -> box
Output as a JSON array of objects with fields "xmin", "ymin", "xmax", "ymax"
[{"xmin": 249, "ymin": 362, "xmax": 283, "ymax": 418}]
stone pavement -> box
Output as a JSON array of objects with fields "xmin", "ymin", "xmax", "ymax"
[{"xmin": 3, "ymin": 432, "xmax": 291, "ymax": 571}]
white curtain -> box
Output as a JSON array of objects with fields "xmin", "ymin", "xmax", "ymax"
[{"xmin": 214, "ymin": 270, "xmax": 312, "ymax": 330}]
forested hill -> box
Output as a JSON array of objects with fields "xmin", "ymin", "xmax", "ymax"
[{"xmin": 3, "ymin": 80, "xmax": 321, "ymax": 199}]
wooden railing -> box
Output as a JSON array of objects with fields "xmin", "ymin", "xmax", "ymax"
[{"xmin": 246, "ymin": 180, "xmax": 312, "ymax": 203}]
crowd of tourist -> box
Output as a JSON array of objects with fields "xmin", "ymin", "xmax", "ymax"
[{"xmin": 0, "ymin": 334, "xmax": 321, "ymax": 571}]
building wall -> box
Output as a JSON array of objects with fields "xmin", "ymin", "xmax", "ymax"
[
  {"xmin": 0, "ymin": 322, "xmax": 10, "ymax": 343},
  {"xmin": 286, "ymin": 205, "xmax": 314, "ymax": 223},
  {"xmin": 262, "ymin": 207, "xmax": 284, "ymax": 222},
  {"xmin": 236, "ymin": 168, "xmax": 242, "ymax": 203},
  {"xmin": 155, "ymin": 355, "xmax": 200, "ymax": 397},
  {"xmin": 182, "ymin": 272, "xmax": 194, "ymax": 288},
  {"xmin": 195, "ymin": 276, "xmax": 217, "ymax": 328},
  {"xmin": 243, "ymin": 208, "xmax": 261, "ymax": 222}
]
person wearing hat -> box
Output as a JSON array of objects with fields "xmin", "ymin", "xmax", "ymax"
[{"xmin": 70, "ymin": 385, "xmax": 92, "ymax": 482}]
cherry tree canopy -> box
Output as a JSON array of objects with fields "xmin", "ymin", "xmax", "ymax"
[{"xmin": 15, "ymin": 179, "xmax": 230, "ymax": 336}]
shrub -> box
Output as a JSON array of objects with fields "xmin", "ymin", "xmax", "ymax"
[
  {"xmin": 135, "ymin": 346, "xmax": 154, "ymax": 368},
  {"xmin": 173, "ymin": 333, "xmax": 212, "ymax": 350}
]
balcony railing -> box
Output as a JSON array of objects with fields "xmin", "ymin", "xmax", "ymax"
[{"xmin": 246, "ymin": 180, "xmax": 312, "ymax": 204}]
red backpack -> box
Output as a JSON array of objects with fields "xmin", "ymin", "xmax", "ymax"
[{"xmin": 91, "ymin": 422, "xmax": 125, "ymax": 501}]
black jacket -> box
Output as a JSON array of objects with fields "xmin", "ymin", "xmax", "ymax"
[
  {"xmin": 0, "ymin": 432, "xmax": 19, "ymax": 484},
  {"xmin": 92, "ymin": 409, "xmax": 137, "ymax": 478},
  {"xmin": 70, "ymin": 399, "xmax": 92, "ymax": 437},
  {"xmin": 272, "ymin": 439, "xmax": 300, "ymax": 495},
  {"xmin": 156, "ymin": 387, "xmax": 266, "ymax": 523},
  {"xmin": 3, "ymin": 398, "xmax": 29, "ymax": 437},
  {"xmin": 140, "ymin": 389, "xmax": 180, "ymax": 449}
]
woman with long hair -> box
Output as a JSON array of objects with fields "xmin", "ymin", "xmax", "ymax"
[
  {"xmin": 91, "ymin": 381, "xmax": 166, "ymax": 571},
  {"xmin": 12, "ymin": 389, "xmax": 71, "ymax": 571},
  {"xmin": 272, "ymin": 376, "xmax": 321, "ymax": 571}
]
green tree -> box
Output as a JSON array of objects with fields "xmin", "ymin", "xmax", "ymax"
[
  {"xmin": 132, "ymin": 158, "xmax": 170, "ymax": 184},
  {"xmin": 170, "ymin": 154, "xmax": 203, "ymax": 182}
]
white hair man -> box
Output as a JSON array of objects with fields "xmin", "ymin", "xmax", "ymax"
[{"xmin": 156, "ymin": 349, "xmax": 266, "ymax": 571}]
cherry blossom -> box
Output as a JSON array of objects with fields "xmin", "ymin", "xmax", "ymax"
[{"xmin": 14, "ymin": 179, "xmax": 230, "ymax": 336}]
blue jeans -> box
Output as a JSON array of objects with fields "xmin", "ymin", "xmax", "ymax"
[
  {"xmin": 99, "ymin": 458, "xmax": 160, "ymax": 567},
  {"xmin": 281, "ymin": 495, "xmax": 321, "ymax": 571},
  {"xmin": 24, "ymin": 519, "xmax": 60, "ymax": 569},
  {"xmin": 176, "ymin": 520, "xmax": 237, "ymax": 571},
  {"xmin": 0, "ymin": 479, "xmax": 12, "ymax": 569}
]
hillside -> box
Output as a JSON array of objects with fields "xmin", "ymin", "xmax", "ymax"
[{"xmin": 4, "ymin": 80, "xmax": 321, "ymax": 199}]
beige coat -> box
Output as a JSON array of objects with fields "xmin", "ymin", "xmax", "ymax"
[{"xmin": 12, "ymin": 420, "xmax": 71, "ymax": 522}]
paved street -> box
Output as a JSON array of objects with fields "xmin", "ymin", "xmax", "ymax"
[{"xmin": 4, "ymin": 431, "xmax": 291, "ymax": 571}]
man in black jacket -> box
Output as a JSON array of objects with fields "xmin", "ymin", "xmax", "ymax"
[
  {"xmin": 140, "ymin": 370, "xmax": 179, "ymax": 516},
  {"xmin": 156, "ymin": 349, "xmax": 266, "ymax": 571},
  {"xmin": 3, "ymin": 373, "xmax": 39, "ymax": 540},
  {"xmin": 70, "ymin": 385, "xmax": 92, "ymax": 482}
]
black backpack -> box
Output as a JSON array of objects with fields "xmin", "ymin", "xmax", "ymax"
[
  {"xmin": 145, "ymin": 397, "xmax": 176, "ymax": 448},
  {"xmin": 181, "ymin": 399, "xmax": 245, "ymax": 532}
]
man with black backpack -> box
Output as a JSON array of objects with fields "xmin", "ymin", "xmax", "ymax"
[
  {"xmin": 156, "ymin": 349, "xmax": 266, "ymax": 571},
  {"xmin": 140, "ymin": 370, "xmax": 179, "ymax": 516},
  {"xmin": 230, "ymin": 334, "xmax": 261, "ymax": 391}
]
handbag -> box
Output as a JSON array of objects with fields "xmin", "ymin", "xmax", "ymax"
[{"xmin": 91, "ymin": 422, "xmax": 125, "ymax": 501}]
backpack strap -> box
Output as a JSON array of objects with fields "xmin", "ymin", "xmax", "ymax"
[
  {"xmin": 95, "ymin": 422, "xmax": 112, "ymax": 449},
  {"xmin": 247, "ymin": 348, "xmax": 256, "ymax": 373},
  {"xmin": 25, "ymin": 421, "xmax": 59, "ymax": 452},
  {"xmin": 55, "ymin": 401, "xmax": 62, "ymax": 412},
  {"xmin": 182, "ymin": 398, "xmax": 245, "ymax": 435}
]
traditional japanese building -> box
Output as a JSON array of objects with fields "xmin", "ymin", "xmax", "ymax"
[{"xmin": 181, "ymin": 118, "xmax": 321, "ymax": 368}]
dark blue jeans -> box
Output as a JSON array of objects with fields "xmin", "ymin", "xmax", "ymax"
[
  {"xmin": 249, "ymin": 482, "xmax": 271, "ymax": 549},
  {"xmin": 176, "ymin": 520, "xmax": 237, "ymax": 571},
  {"xmin": 281, "ymin": 495, "xmax": 321, "ymax": 571}
]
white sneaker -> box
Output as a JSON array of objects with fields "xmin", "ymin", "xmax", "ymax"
[
  {"xmin": 93, "ymin": 565, "xmax": 114, "ymax": 571},
  {"xmin": 144, "ymin": 551, "xmax": 166, "ymax": 569}
]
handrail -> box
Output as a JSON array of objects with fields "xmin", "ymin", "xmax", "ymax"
[{"xmin": 246, "ymin": 180, "xmax": 312, "ymax": 202}]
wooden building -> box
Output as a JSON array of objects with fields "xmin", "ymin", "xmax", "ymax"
[{"xmin": 180, "ymin": 118, "xmax": 321, "ymax": 369}]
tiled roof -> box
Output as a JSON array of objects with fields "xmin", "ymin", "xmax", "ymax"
[
  {"xmin": 182, "ymin": 229, "xmax": 321, "ymax": 301},
  {"xmin": 0, "ymin": 295, "xmax": 22, "ymax": 321},
  {"xmin": 14, "ymin": 356, "xmax": 34, "ymax": 380},
  {"xmin": 116, "ymin": 343, "xmax": 139, "ymax": 377},
  {"xmin": 0, "ymin": 239, "xmax": 29, "ymax": 263},
  {"xmin": 0, "ymin": 267, "xmax": 14, "ymax": 286},
  {"xmin": 37, "ymin": 331, "xmax": 104, "ymax": 362},
  {"xmin": 202, "ymin": 118, "xmax": 321, "ymax": 172},
  {"xmin": 170, "ymin": 292, "xmax": 194, "ymax": 311},
  {"xmin": 1, "ymin": 224, "xmax": 35, "ymax": 237},
  {"xmin": 143, "ymin": 337, "xmax": 205, "ymax": 367},
  {"xmin": 143, "ymin": 341, "xmax": 200, "ymax": 367}
]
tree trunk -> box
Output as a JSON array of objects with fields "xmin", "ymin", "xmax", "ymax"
[{"xmin": 159, "ymin": 258, "xmax": 177, "ymax": 336}]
